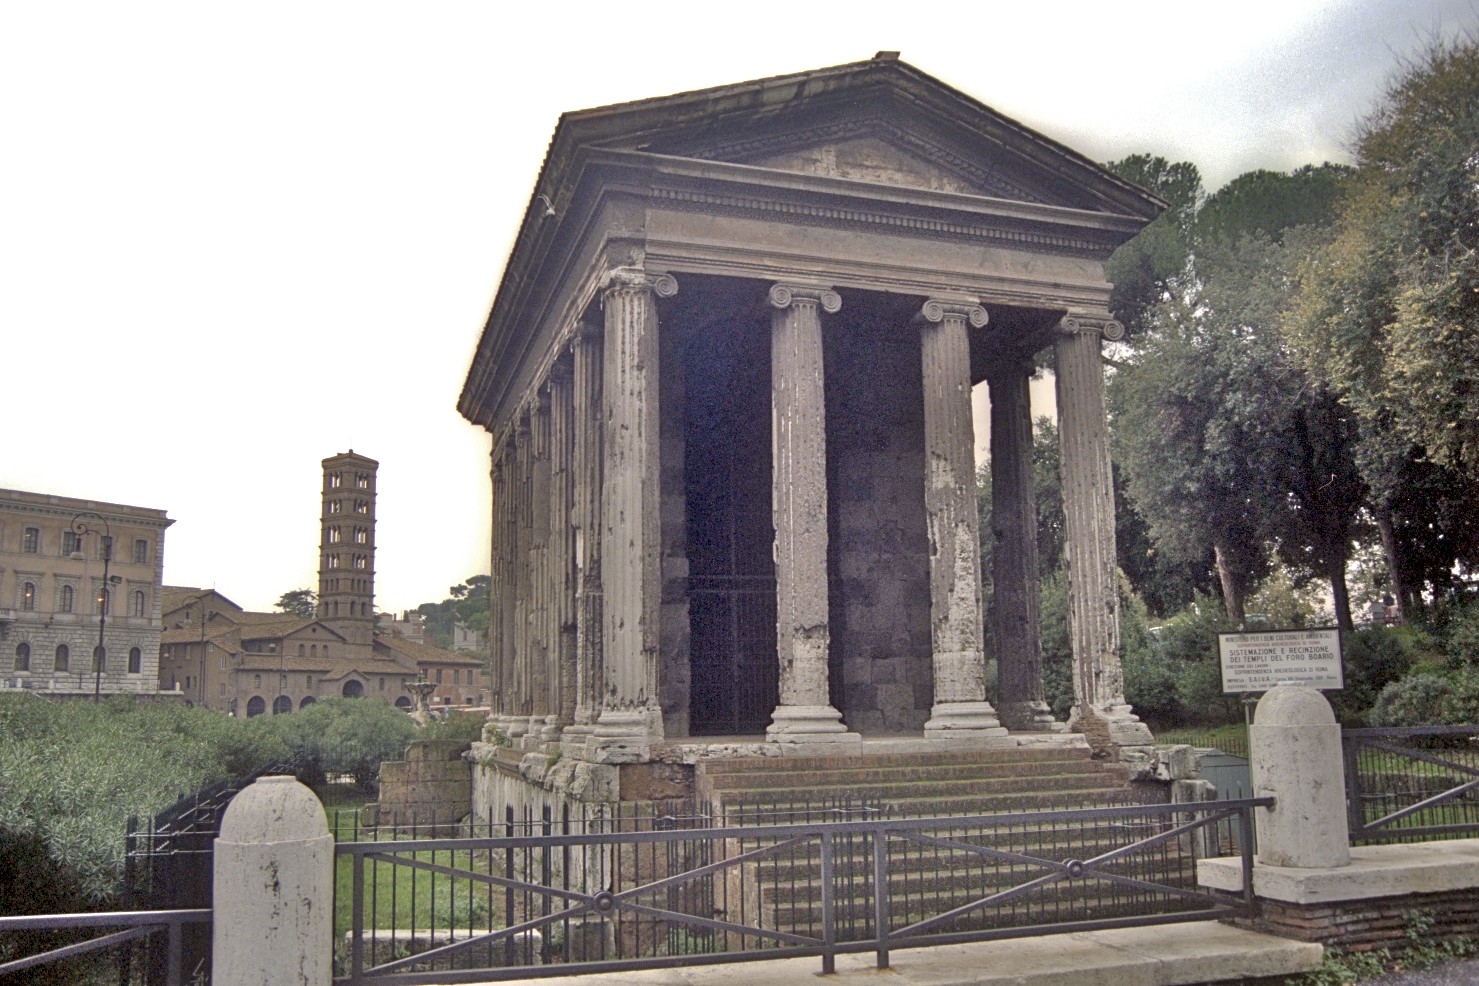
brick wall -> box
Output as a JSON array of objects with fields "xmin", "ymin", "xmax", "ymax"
[{"xmin": 1231, "ymin": 888, "xmax": 1479, "ymax": 953}]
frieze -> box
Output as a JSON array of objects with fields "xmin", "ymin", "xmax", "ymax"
[{"xmin": 650, "ymin": 187, "xmax": 1108, "ymax": 257}]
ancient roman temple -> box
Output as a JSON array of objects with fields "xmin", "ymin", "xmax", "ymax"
[{"xmin": 459, "ymin": 54, "xmax": 1161, "ymax": 804}]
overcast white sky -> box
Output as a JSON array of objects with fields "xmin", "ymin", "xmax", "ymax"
[{"xmin": 3, "ymin": 1, "xmax": 1474, "ymax": 614}]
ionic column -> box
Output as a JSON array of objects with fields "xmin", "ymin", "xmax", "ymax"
[
  {"xmin": 570, "ymin": 321, "xmax": 604, "ymax": 749},
  {"xmin": 545, "ymin": 361, "xmax": 577, "ymax": 746},
  {"xmin": 592, "ymin": 268, "xmax": 675, "ymax": 762},
  {"xmin": 918, "ymin": 300, "xmax": 1006, "ymax": 738},
  {"xmin": 986, "ymin": 355, "xmax": 1060, "ymax": 731},
  {"xmin": 1055, "ymin": 314, "xmax": 1152, "ymax": 751},
  {"xmin": 766, "ymin": 283, "xmax": 858, "ymax": 746}
]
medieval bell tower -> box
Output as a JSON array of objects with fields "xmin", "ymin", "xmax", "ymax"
[{"xmin": 317, "ymin": 450, "xmax": 377, "ymax": 647}]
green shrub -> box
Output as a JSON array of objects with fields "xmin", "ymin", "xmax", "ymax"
[
  {"xmin": 1442, "ymin": 600, "xmax": 1479, "ymax": 669},
  {"xmin": 419, "ymin": 711, "xmax": 488, "ymax": 743},
  {"xmin": 1370, "ymin": 673, "xmax": 1452, "ymax": 726},
  {"xmin": 1332, "ymin": 628, "xmax": 1412, "ymax": 723}
]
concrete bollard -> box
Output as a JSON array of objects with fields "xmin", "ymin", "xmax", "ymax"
[
  {"xmin": 1250, "ymin": 683, "xmax": 1350, "ymax": 869},
  {"xmin": 214, "ymin": 775, "xmax": 333, "ymax": 986}
]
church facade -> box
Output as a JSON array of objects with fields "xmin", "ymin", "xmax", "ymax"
[{"xmin": 459, "ymin": 56, "xmax": 1160, "ymax": 800}]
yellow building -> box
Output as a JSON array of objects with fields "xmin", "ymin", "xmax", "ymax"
[{"xmin": 1, "ymin": 488, "xmax": 172, "ymax": 697}]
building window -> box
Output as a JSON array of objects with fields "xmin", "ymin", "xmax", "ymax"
[
  {"xmin": 63, "ymin": 531, "xmax": 82, "ymax": 556},
  {"xmin": 353, "ymin": 527, "xmax": 367, "ymax": 544},
  {"xmin": 329, "ymin": 472, "xmax": 342, "ymax": 489},
  {"xmin": 22, "ymin": 527, "xmax": 39, "ymax": 553},
  {"xmin": 253, "ymin": 674, "xmax": 261, "ymax": 688},
  {"xmin": 128, "ymin": 647, "xmax": 142, "ymax": 673},
  {"xmin": 342, "ymin": 680, "xmax": 363, "ymax": 697},
  {"xmin": 305, "ymin": 674, "xmax": 313, "ymax": 688},
  {"xmin": 310, "ymin": 644, "xmax": 317, "ymax": 657},
  {"xmin": 355, "ymin": 472, "xmax": 369, "ymax": 489},
  {"xmin": 246, "ymin": 696, "xmax": 266, "ymax": 717},
  {"xmin": 354, "ymin": 500, "xmax": 368, "ymax": 514},
  {"xmin": 60, "ymin": 584, "xmax": 74, "ymax": 613},
  {"xmin": 273, "ymin": 695, "xmax": 292, "ymax": 715},
  {"xmin": 327, "ymin": 555, "xmax": 339, "ymax": 569},
  {"xmin": 93, "ymin": 646, "xmax": 105, "ymax": 672},
  {"xmin": 329, "ymin": 500, "xmax": 342, "ymax": 514},
  {"xmin": 54, "ymin": 643, "xmax": 69, "ymax": 671},
  {"xmin": 21, "ymin": 582, "xmax": 35, "ymax": 611},
  {"xmin": 328, "ymin": 526, "xmax": 341, "ymax": 544},
  {"xmin": 131, "ymin": 590, "xmax": 146, "ymax": 618},
  {"xmin": 14, "ymin": 642, "xmax": 30, "ymax": 671},
  {"xmin": 453, "ymin": 669, "xmax": 460, "ymax": 685},
  {"xmin": 133, "ymin": 539, "xmax": 148, "ymax": 564},
  {"xmin": 353, "ymin": 555, "xmax": 366, "ymax": 570},
  {"xmin": 98, "ymin": 535, "xmax": 113, "ymax": 561},
  {"xmin": 322, "ymin": 644, "xmax": 329, "ymax": 655}
]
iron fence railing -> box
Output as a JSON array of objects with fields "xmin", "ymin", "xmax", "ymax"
[
  {"xmin": 1343, "ymin": 725, "xmax": 1479, "ymax": 844},
  {"xmin": 332, "ymin": 797, "xmax": 1266, "ymax": 984},
  {"xmin": 0, "ymin": 909, "xmax": 210, "ymax": 986}
]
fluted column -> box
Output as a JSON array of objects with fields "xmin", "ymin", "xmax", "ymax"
[
  {"xmin": 918, "ymin": 300, "xmax": 1006, "ymax": 738},
  {"xmin": 570, "ymin": 321, "xmax": 604, "ymax": 749},
  {"xmin": 766, "ymin": 283, "xmax": 858, "ymax": 746},
  {"xmin": 526, "ymin": 387, "xmax": 553, "ymax": 745},
  {"xmin": 1055, "ymin": 314, "xmax": 1152, "ymax": 751},
  {"xmin": 986, "ymin": 354, "xmax": 1060, "ymax": 731},
  {"xmin": 592, "ymin": 268, "xmax": 675, "ymax": 762},
  {"xmin": 545, "ymin": 361, "xmax": 577, "ymax": 745}
]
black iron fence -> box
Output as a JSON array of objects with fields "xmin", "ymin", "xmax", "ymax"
[
  {"xmin": 333, "ymin": 797, "xmax": 1266, "ymax": 984},
  {"xmin": 1343, "ymin": 725, "xmax": 1479, "ymax": 844},
  {"xmin": 0, "ymin": 908, "xmax": 210, "ymax": 986}
]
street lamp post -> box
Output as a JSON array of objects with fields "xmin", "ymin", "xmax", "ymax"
[{"xmin": 72, "ymin": 512, "xmax": 119, "ymax": 703}]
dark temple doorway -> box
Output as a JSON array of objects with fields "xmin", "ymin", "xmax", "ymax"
[{"xmin": 683, "ymin": 294, "xmax": 778, "ymax": 735}]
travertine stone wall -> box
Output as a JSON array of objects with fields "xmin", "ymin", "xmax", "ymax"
[
  {"xmin": 375, "ymin": 740, "xmax": 474, "ymax": 828},
  {"xmin": 825, "ymin": 296, "xmax": 933, "ymax": 733}
]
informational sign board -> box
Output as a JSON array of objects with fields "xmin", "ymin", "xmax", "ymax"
[{"xmin": 1217, "ymin": 628, "xmax": 1343, "ymax": 693}]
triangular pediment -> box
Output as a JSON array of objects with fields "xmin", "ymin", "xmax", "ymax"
[{"xmin": 559, "ymin": 58, "xmax": 1163, "ymax": 215}]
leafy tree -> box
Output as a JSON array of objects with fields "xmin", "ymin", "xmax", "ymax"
[
  {"xmin": 265, "ymin": 697, "xmax": 415, "ymax": 793},
  {"xmin": 1283, "ymin": 39, "xmax": 1479, "ymax": 609},
  {"xmin": 1111, "ymin": 165, "xmax": 1362, "ymax": 625},
  {"xmin": 1103, "ymin": 155, "xmax": 1203, "ymax": 336},
  {"xmin": 276, "ymin": 587, "xmax": 317, "ymax": 619},
  {"xmin": 416, "ymin": 576, "xmax": 492, "ymax": 649}
]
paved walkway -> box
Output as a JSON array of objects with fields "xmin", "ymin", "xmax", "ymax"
[{"xmin": 446, "ymin": 922, "xmax": 1322, "ymax": 986}]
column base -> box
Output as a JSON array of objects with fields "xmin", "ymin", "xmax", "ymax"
[
  {"xmin": 923, "ymin": 700, "xmax": 1009, "ymax": 738},
  {"xmin": 1070, "ymin": 703, "xmax": 1155, "ymax": 751},
  {"xmin": 589, "ymin": 708, "xmax": 662, "ymax": 764},
  {"xmin": 559, "ymin": 723, "xmax": 595, "ymax": 760},
  {"xmin": 766, "ymin": 705, "xmax": 861, "ymax": 746},
  {"xmin": 498, "ymin": 715, "xmax": 529, "ymax": 742},
  {"xmin": 996, "ymin": 700, "xmax": 1067, "ymax": 733}
]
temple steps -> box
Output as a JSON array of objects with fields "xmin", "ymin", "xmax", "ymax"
[{"xmin": 697, "ymin": 746, "xmax": 1134, "ymax": 818}]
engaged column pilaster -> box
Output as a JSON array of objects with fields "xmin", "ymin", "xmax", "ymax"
[
  {"xmin": 918, "ymin": 300, "xmax": 1007, "ymax": 738},
  {"xmin": 766, "ymin": 283, "xmax": 859, "ymax": 747}
]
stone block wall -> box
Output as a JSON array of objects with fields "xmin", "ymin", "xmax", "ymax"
[
  {"xmin": 825, "ymin": 294, "xmax": 933, "ymax": 733},
  {"xmin": 375, "ymin": 739, "xmax": 472, "ymax": 829}
]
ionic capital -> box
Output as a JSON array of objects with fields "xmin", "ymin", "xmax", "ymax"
[
  {"xmin": 768, "ymin": 283, "xmax": 842, "ymax": 314},
  {"xmin": 547, "ymin": 361, "xmax": 572, "ymax": 387},
  {"xmin": 601, "ymin": 267, "xmax": 678, "ymax": 300},
  {"xmin": 920, "ymin": 299, "xmax": 988, "ymax": 329},
  {"xmin": 1059, "ymin": 314, "xmax": 1125, "ymax": 343}
]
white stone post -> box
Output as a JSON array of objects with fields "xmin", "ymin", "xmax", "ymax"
[
  {"xmin": 766, "ymin": 283, "xmax": 859, "ymax": 747},
  {"xmin": 213, "ymin": 775, "xmax": 332, "ymax": 986},
  {"xmin": 1251, "ymin": 684, "xmax": 1351, "ymax": 868},
  {"xmin": 918, "ymin": 299, "xmax": 1006, "ymax": 738}
]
